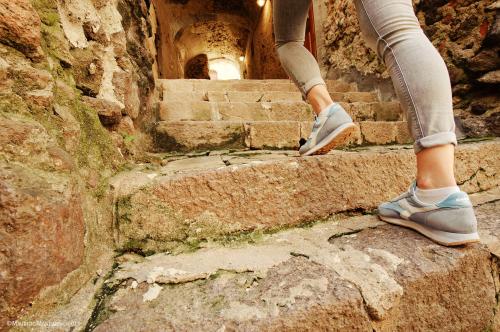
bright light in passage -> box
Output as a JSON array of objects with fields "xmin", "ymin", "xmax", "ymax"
[
  {"xmin": 209, "ymin": 59, "xmax": 241, "ymax": 80},
  {"xmin": 257, "ymin": 0, "xmax": 266, "ymax": 7}
]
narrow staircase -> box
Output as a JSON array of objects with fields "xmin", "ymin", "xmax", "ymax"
[
  {"xmin": 153, "ymin": 79, "xmax": 409, "ymax": 152},
  {"xmin": 35, "ymin": 79, "xmax": 500, "ymax": 331}
]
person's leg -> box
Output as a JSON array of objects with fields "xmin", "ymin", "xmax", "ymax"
[
  {"xmin": 273, "ymin": 0, "xmax": 331, "ymax": 113},
  {"xmin": 273, "ymin": 0, "xmax": 357, "ymax": 156},
  {"xmin": 353, "ymin": 0, "xmax": 479, "ymax": 245},
  {"xmin": 353, "ymin": 0, "xmax": 457, "ymax": 188}
]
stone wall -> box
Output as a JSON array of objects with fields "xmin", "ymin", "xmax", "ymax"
[
  {"xmin": 321, "ymin": 0, "xmax": 499, "ymax": 138},
  {"xmin": 0, "ymin": 0, "xmax": 156, "ymax": 327},
  {"xmin": 244, "ymin": 0, "xmax": 287, "ymax": 79}
]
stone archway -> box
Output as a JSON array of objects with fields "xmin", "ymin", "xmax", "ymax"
[{"xmin": 152, "ymin": 0, "xmax": 288, "ymax": 79}]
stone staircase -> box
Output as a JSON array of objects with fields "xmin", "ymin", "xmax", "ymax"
[
  {"xmin": 28, "ymin": 79, "xmax": 500, "ymax": 331},
  {"xmin": 154, "ymin": 79, "xmax": 409, "ymax": 152}
]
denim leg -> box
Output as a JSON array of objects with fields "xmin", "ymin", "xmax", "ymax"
[
  {"xmin": 273, "ymin": 0, "xmax": 326, "ymax": 99},
  {"xmin": 354, "ymin": 0, "xmax": 457, "ymax": 153}
]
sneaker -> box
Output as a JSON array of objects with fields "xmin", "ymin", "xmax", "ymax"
[
  {"xmin": 378, "ymin": 182, "xmax": 480, "ymax": 246},
  {"xmin": 299, "ymin": 103, "xmax": 357, "ymax": 156}
]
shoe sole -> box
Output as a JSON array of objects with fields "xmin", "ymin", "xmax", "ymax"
[
  {"xmin": 379, "ymin": 216, "xmax": 480, "ymax": 247},
  {"xmin": 301, "ymin": 123, "xmax": 357, "ymax": 156}
]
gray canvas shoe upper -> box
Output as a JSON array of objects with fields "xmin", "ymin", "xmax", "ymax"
[
  {"xmin": 378, "ymin": 182, "xmax": 479, "ymax": 245},
  {"xmin": 299, "ymin": 103, "xmax": 354, "ymax": 156}
]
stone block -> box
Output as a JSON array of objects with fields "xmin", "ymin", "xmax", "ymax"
[
  {"xmin": 155, "ymin": 121, "xmax": 245, "ymax": 151},
  {"xmin": 158, "ymin": 101, "xmax": 213, "ymax": 121},
  {"xmin": 360, "ymin": 121, "xmax": 411, "ymax": 145},
  {"xmin": 245, "ymin": 121, "xmax": 301, "ymax": 149}
]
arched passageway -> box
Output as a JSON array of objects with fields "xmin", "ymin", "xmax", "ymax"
[{"xmin": 153, "ymin": 0, "xmax": 306, "ymax": 80}]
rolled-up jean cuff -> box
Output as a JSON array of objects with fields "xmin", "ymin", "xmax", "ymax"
[
  {"xmin": 413, "ymin": 131, "xmax": 458, "ymax": 154},
  {"xmin": 301, "ymin": 77, "xmax": 327, "ymax": 100}
]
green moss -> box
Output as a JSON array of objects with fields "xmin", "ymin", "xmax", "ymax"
[
  {"xmin": 72, "ymin": 100, "xmax": 121, "ymax": 170},
  {"xmin": 84, "ymin": 267, "xmax": 121, "ymax": 332}
]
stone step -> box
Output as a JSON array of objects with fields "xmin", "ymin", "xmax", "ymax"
[
  {"xmin": 157, "ymin": 79, "xmax": 358, "ymax": 94},
  {"xmin": 162, "ymin": 91, "xmax": 379, "ymax": 104},
  {"xmin": 89, "ymin": 195, "xmax": 500, "ymax": 331},
  {"xmin": 154, "ymin": 120, "xmax": 412, "ymax": 151},
  {"xmin": 110, "ymin": 140, "xmax": 499, "ymax": 254},
  {"xmin": 158, "ymin": 101, "xmax": 402, "ymax": 122}
]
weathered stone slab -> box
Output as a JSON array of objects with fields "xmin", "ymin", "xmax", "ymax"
[
  {"xmin": 158, "ymin": 101, "xmax": 214, "ymax": 121},
  {"xmin": 327, "ymin": 80, "xmax": 358, "ymax": 92},
  {"xmin": 158, "ymin": 100, "xmax": 401, "ymax": 123},
  {"xmin": 330, "ymin": 91, "xmax": 378, "ymax": 103},
  {"xmin": 93, "ymin": 199, "xmax": 499, "ymax": 331},
  {"xmin": 207, "ymin": 91, "xmax": 303, "ymax": 103},
  {"xmin": 155, "ymin": 120, "xmax": 413, "ymax": 151},
  {"xmin": 158, "ymin": 101, "xmax": 313, "ymax": 122},
  {"xmin": 245, "ymin": 121, "xmax": 301, "ymax": 149},
  {"xmin": 360, "ymin": 121, "xmax": 412, "ymax": 145},
  {"xmin": 158, "ymin": 79, "xmax": 360, "ymax": 94},
  {"xmin": 113, "ymin": 140, "xmax": 500, "ymax": 252},
  {"xmin": 217, "ymin": 101, "xmax": 313, "ymax": 121},
  {"xmin": 155, "ymin": 121, "xmax": 246, "ymax": 151},
  {"xmin": 347, "ymin": 102, "xmax": 402, "ymax": 122}
]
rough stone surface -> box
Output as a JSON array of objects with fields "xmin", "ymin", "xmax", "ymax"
[
  {"xmin": 245, "ymin": 121, "xmax": 301, "ymax": 150},
  {"xmin": 360, "ymin": 121, "xmax": 412, "ymax": 145},
  {"xmin": 91, "ymin": 196, "xmax": 499, "ymax": 331},
  {"xmin": 82, "ymin": 96, "xmax": 123, "ymax": 126},
  {"xmin": 0, "ymin": 115, "xmax": 85, "ymax": 327},
  {"xmin": 155, "ymin": 120, "xmax": 412, "ymax": 152},
  {"xmin": 479, "ymin": 69, "xmax": 500, "ymax": 83},
  {"xmin": 159, "ymin": 79, "xmax": 357, "ymax": 94},
  {"xmin": 155, "ymin": 121, "xmax": 246, "ymax": 152},
  {"xmin": 112, "ymin": 140, "xmax": 499, "ymax": 252},
  {"xmin": 322, "ymin": 0, "xmax": 499, "ymax": 136},
  {"xmin": 0, "ymin": 0, "xmax": 43, "ymax": 60},
  {"xmin": 0, "ymin": 0, "xmax": 158, "ymax": 327}
]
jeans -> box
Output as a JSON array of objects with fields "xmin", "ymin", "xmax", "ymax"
[{"xmin": 273, "ymin": 0, "xmax": 457, "ymax": 153}]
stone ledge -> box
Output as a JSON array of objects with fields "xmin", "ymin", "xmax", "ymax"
[
  {"xmin": 111, "ymin": 140, "xmax": 500, "ymax": 252},
  {"xmin": 93, "ymin": 197, "xmax": 500, "ymax": 331},
  {"xmin": 157, "ymin": 79, "xmax": 359, "ymax": 93},
  {"xmin": 155, "ymin": 120, "xmax": 410, "ymax": 151},
  {"xmin": 157, "ymin": 101, "xmax": 401, "ymax": 122}
]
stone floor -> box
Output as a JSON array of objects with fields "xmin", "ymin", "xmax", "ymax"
[{"xmin": 46, "ymin": 191, "xmax": 499, "ymax": 332}]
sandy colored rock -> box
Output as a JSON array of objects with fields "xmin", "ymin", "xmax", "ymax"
[
  {"xmin": 207, "ymin": 91, "xmax": 303, "ymax": 103},
  {"xmin": 360, "ymin": 121, "xmax": 412, "ymax": 145},
  {"xmin": 246, "ymin": 121, "xmax": 301, "ymax": 149},
  {"xmin": 114, "ymin": 140, "xmax": 499, "ymax": 252},
  {"xmin": 331, "ymin": 91, "xmax": 378, "ymax": 103},
  {"xmin": 158, "ymin": 101, "xmax": 213, "ymax": 121},
  {"xmin": 155, "ymin": 121, "xmax": 245, "ymax": 152}
]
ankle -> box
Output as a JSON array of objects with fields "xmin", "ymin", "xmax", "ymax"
[
  {"xmin": 416, "ymin": 176, "xmax": 457, "ymax": 190},
  {"xmin": 307, "ymin": 85, "xmax": 334, "ymax": 115}
]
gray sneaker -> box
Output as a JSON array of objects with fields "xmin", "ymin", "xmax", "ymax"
[
  {"xmin": 299, "ymin": 103, "xmax": 357, "ymax": 156},
  {"xmin": 378, "ymin": 182, "xmax": 480, "ymax": 246}
]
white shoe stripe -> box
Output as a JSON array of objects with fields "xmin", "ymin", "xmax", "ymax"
[{"xmin": 399, "ymin": 200, "xmax": 437, "ymax": 216}]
